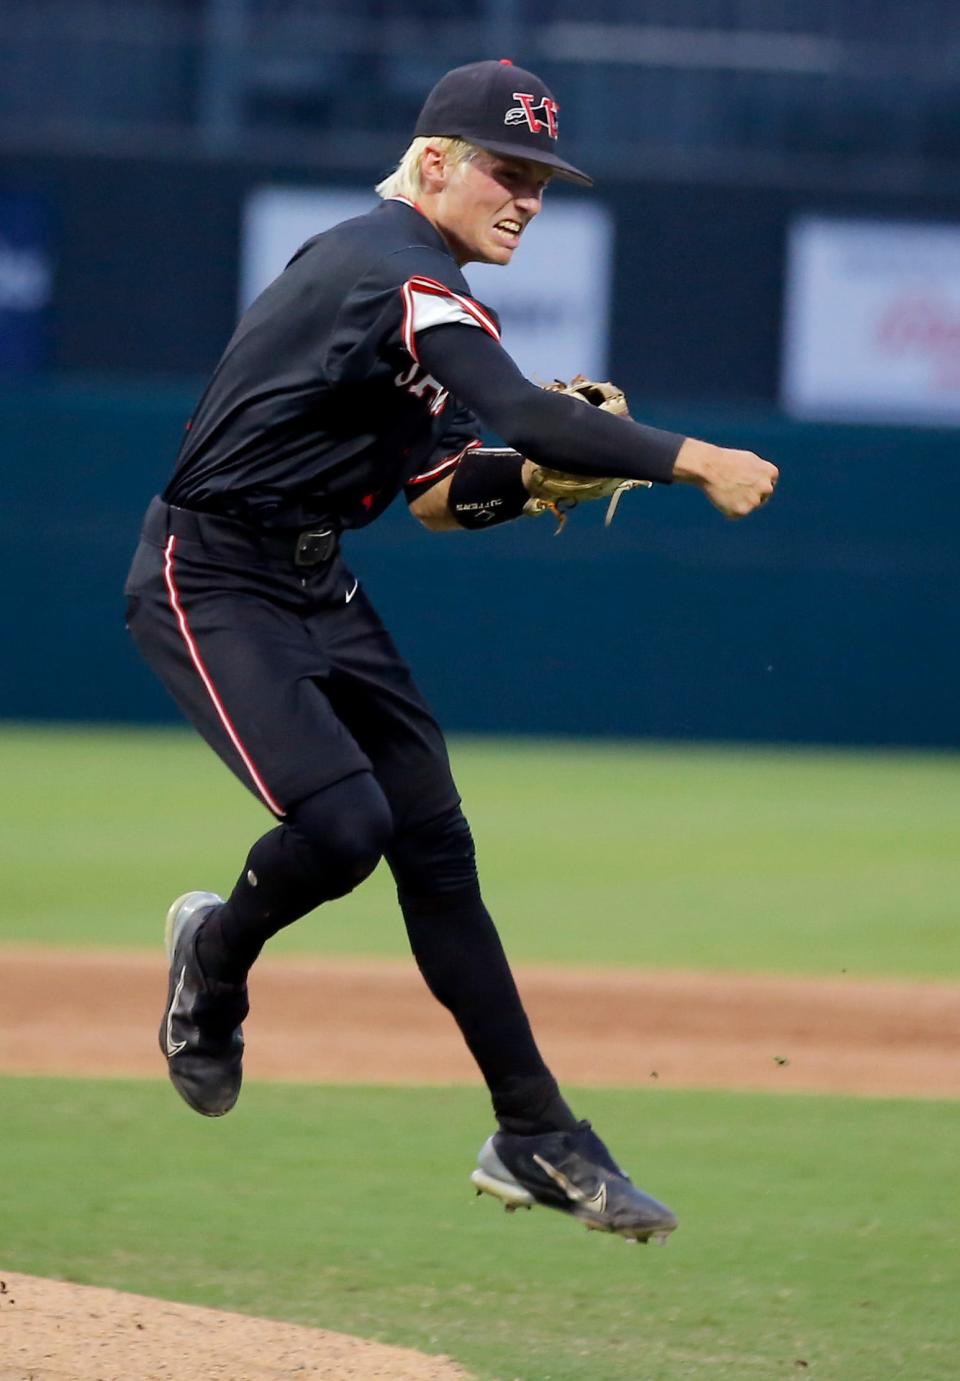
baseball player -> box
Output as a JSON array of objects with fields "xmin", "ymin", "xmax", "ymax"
[{"xmin": 125, "ymin": 58, "xmax": 777, "ymax": 1245}]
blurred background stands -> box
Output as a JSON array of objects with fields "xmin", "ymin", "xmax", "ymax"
[{"xmin": 2, "ymin": 0, "xmax": 960, "ymax": 185}]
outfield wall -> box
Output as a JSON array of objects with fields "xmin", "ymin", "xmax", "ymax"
[
  {"xmin": 4, "ymin": 147, "xmax": 960, "ymax": 402},
  {"xmin": 2, "ymin": 380, "xmax": 955, "ymax": 747}
]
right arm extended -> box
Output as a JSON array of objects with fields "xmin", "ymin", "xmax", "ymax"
[{"xmin": 416, "ymin": 323, "xmax": 778, "ymax": 519}]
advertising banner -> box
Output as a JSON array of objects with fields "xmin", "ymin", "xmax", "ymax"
[
  {"xmin": 782, "ymin": 216, "xmax": 960, "ymax": 425},
  {"xmin": 0, "ymin": 190, "xmax": 53, "ymax": 372},
  {"xmin": 242, "ymin": 186, "xmax": 613, "ymax": 380}
]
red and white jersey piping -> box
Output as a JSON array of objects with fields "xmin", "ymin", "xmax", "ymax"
[
  {"xmin": 407, "ymin": 439, "xmax": 482, "ymax": 487},
  {"xmin": 162, "ymin": 536, "xmax": 286, "ymax": 817},
  {"xmin": 400, "ymin": 275, "xmax": 500, "ymax": 363}
]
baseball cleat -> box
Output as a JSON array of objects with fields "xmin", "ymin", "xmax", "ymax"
[
  {"xmin": 160, "ymin": 891, "xmax": 247, "ymax": 1117},
  {"xmin": 471, "ymin": 1121, "xmax": 678, "ymax": 1244}
]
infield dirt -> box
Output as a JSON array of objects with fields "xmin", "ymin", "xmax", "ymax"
[{"xmin": 1, "ymin": 946, "xmax": 957, "ymax": 1097}]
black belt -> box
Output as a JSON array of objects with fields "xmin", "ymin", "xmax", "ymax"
[
  {"xmin": 147, "ymin": 499, "xmax": 340, "ymax": 569},
  {"xmin": 265, "ymin": 527, "xmax": 339, "ymax": 568}
]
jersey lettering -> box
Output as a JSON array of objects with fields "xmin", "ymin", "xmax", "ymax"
[{"xmin": 394, "ymin": 361, "xmax": 449, "ymax": 416}]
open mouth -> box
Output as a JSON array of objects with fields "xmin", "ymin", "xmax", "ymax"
[{"xmin": 493, "ymin": 218, "xmax": 523, "ymax": 245}]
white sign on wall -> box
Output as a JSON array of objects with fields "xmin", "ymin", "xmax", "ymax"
[
  {"xmin": 782, "ymin": 216, "xmax": 960, "ymax": 424},
  {"xmin": 241, "ymin": 186, "xmax": 614, "ymax": 381}
]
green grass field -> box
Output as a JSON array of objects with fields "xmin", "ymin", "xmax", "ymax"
[
  {"xmin": 2, "ymin": 725, "xmax": 958, "ymax": 1378},
  {"xmin": 2, "ymin": 1079, "xmax": 957, "ymax": 1380},
  {"xmin": 2, "ymin": 724, "xmax": 958, "ymax": 977}
]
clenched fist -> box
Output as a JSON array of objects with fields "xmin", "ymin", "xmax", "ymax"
[{"xmin": 672, "ymin": 438, "xmax": 779, "ymax": 519}]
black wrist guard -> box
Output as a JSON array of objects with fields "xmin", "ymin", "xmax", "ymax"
[{"xmin": 448, "ymin": 449, "xmax": 528, "ymax": 529}]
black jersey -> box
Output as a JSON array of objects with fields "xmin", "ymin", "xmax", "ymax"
[
  {"xmin": 165, "ymin": 196, "xmax": 686, "ymax": 532},
  {"xmin": 165, "ymin": 197, "xmax": 495, "ymax": 530}
]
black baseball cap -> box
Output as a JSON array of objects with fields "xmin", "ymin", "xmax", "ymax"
[{"xmin": 413, "ymin": 59, "xmax": 593, "ymax": 187}]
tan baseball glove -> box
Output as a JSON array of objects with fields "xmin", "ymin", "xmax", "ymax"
[{"xmin": 524, "ymin": 375, "xmax": 651, "ymax": 532}]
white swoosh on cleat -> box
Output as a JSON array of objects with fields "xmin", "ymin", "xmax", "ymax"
[
  {"xmin": 345, "ymin": 578, "xmax": 359, "ymax": 604},
  {"xmin": 533, "ymin": 1153, "xmax": 587, "ymax": 1203},
  {"xmin": 165, "ymin": 965, "xmax": 188, "ymax": 1056},
  {"xmin": 583, "ymin": 1182, "xmax": 607, "ymax": 1217}
]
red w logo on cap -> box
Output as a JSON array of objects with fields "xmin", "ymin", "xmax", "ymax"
[{"xmin": 505, "ymin": 92, "xmax": 559, "ymax": 139}]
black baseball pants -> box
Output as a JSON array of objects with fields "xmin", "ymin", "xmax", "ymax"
[{"xmin": 124, "ymin": 498, "xmax": 575, "ymax": 1133}]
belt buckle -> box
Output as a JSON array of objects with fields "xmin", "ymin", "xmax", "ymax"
[{"xmin": 294, "ymin": 528, "xmax": 336, "ymax": 568}]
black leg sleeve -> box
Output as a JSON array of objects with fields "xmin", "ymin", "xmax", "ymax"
[
  {"xmin": 197, "ymin": 770, "xmax": 392, "ymax": 982},
  {"xmin": 388, "ymin": 807, "xmax": 578, "ymax": 1134}
]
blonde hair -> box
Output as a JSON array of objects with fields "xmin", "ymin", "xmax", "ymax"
[{"xmin": 375, "ymin": 137, "xmax": 479, "ymax": 201}]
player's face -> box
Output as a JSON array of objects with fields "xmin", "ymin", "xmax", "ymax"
[{"xmin": 436, "ymin": 151, "xmax": 550, "ymax": 266}]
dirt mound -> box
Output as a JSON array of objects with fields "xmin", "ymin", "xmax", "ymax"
[{"xmin": 0, "ymin": 1271, "xmax": 470, "ymax": 1381}]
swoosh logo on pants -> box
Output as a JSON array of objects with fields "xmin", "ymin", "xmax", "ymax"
[{"xmin": 345, "ymin": 578, "xmax": 359, "ymax": 604}]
